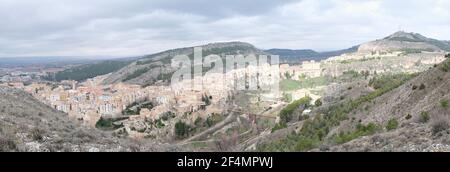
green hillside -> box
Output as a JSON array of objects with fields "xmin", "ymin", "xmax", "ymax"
[{"xmin": 46, "ymin": 60, "xmax": 131, "ymax": 82}]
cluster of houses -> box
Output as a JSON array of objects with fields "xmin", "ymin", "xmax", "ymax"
[{"xmin": 280, "ymin": 60, "xmax": 322, "ymax": 80}]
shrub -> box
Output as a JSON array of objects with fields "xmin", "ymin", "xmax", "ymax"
[
  {"xmin": 30, "ymin": 128, "xmax": 45, "ymax": 141},
  {"xmin": 283, "ymin": 93, "xmax": 292, "ymax": 102},
  {"xmin": 431, "ymin": 120, "xmax": 449, "ymax": 135},
  {"xmin": 419, "ymin": 83, "xmax": 426, "ymax": 90},
  {"xmin": 161, "ymin": 115, "xmax": 169, "ymax": 121},
  {"xmin": 441, "ymin": 60, "xmax": 450, "ymax": 72},
  {"xmin": 0, "ymin": 132, "xmax": 17, "ymax": 152},
  {"xmin": 440, "ymin": 99, "xmax": 449, "ymax": 108},
  {"xmin": 314, "ymin": 99, "xmax": 323, "ymax": 107},
  {"xmin": 175, "ymin": 121, "xmax": 190, "ymax": 139},
  {"xmin": 194, "ymin": 117, "xmax": 203, "ymax": 127},
  {"xmin": 419, "ymin": 111, "xmax": 430, "ymax": 123},
  {"xmin": 155, "ymin": 119, "xmax": 165, "ymax": 128},
  {"xmin": 0, "ymin": 138, "xmax": 17, "ymax": 152},
  {"xmin": 95, "ymin": 117, "xmax": 125, "ymax": 131},
  {"xmin": 298, "ymin": 115, "xmax": 310, "ymax": 121},
  {"xmin": 369, "ymin": 73, "xmax": 416, "ymax": 90},
  {"xmin": 405, "ymin": 114, "xmax": 412, "ymax": 120},
  {"xmin": 73, "ymin": 129, "xmax": 96, "ymax": 143},
  {"xmin": 386, "ymin": 118, "xmax": 399, "ymax": 131}
]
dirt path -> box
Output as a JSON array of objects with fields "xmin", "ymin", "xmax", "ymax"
[{"xmin": 179, "ymin": 112, "xmax": 238, "ymax": 144}]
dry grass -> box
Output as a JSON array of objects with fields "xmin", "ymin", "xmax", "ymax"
[{"xmin": 431, "ymin": 114, "xmax": 450, "ymax": 135}]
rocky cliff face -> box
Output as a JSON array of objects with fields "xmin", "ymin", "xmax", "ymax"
[{"xmin": 0, "ymin": 86, "xmax": 181, "ymax": 152}]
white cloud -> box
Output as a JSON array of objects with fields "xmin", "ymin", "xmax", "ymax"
[{"xmin": 0, "ymin": 0, "xmax": 448, "ymax": 57}]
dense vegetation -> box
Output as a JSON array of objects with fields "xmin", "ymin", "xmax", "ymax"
[
  {"xmin": 46, "ymin": 60, "xmax": 131, "ymax": 82},
  {"xmin": 440, "ymin": 99, "xmax": 449, "ymax": 108},
  {"xmin": 265, "ymin": 46, "xmax": 358, "ymax": 63},
  {"xmin": 258, "ymin": 73, "xmax": 417, "ymax": 151},
  {"xmin": 441, "ymin": 59, "xmax": 450, "ymax": 72},
  {"xmin": 95, "ymin": 117, "xmax": 127, "ymax": 131},
  {"xmin": 369, "ymin": 73, "xmax": 416, "ymax": 89},
  {"xmin": 175, "ymin": 121, "xmax": 192, "ymax": 139},
  {"xmin": 272, "ymin": 96, "xmax": 311, "ymax": 132},
  {"xmin": 122, "ymin": 101, "xmax": 154, "ymax": 116},
  {"xmin": 334, "ymin": 123, "xmax": 380, "ymax": 144},
  {"xmin": 279, "ymin": 97, "xmax": 312, "ymax": 124},
  {"xmin": 157, "ymin": 72, "xmax": 174, "ymax": 82},
  {"xmin": 314, "ymin": 99, "xmax": 323, "ymax": 107},
  {"xmin": 386, "ymin": 118, "xmax": 399, "ymax": 131},
  {"xmin": 419, "ymin": 111, "xmax": 430, "ymax": 123}
]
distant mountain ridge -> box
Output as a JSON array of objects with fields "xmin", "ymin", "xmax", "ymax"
[
  {"xmin": 45, "ymin": 60, "xmax": 132, "ymax": 82},
  {"xmin": 104, "ymin": 31, "xmax": 449, "ymax": 86},
  {"xmin": 0, "ymin": 56, "xmax": 140, "ymax": 68},
  {"xmin": 268, "ymin": 31, "xmax": 450, "ymax": 63},
  {"xmin": 265, "ymin": 46, "xmax": 359, "ymax": 63},
  {"xmin": 358, "ymin": 31, "xmax": 450, "ymax": 53},
  {"xmin": 103, "ymin": 42, "xmax": 266, "ymax": 85},
  {"xmin": 0, "ymin": 56, "xmax": 94, "ymax": 68}
]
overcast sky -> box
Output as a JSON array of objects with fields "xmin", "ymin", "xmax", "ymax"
[{"xmin": 0, "ymin": 0, "xmax": 449, "ymax": 57}]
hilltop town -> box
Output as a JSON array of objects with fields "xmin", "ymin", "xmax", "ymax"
[{"xmin": 1, "ymin": 31, "xmax": 450, "ymax": 151}]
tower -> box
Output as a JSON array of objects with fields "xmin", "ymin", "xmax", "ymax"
[{"xmin": 72, "ymin": 80, "xmax": 77, "ymax": 90}]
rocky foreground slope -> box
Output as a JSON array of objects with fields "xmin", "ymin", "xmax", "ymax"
[
  {"xmin": 0, "ymin": 86, "xmax": 181, "ymax": 152},
  {"xmin": 255, "ymin": 54, "xmax": 450, "ymax": 152},
  {"xmin": 323, "ymin": 57, "xmax": 450, "ymax": 151}
]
